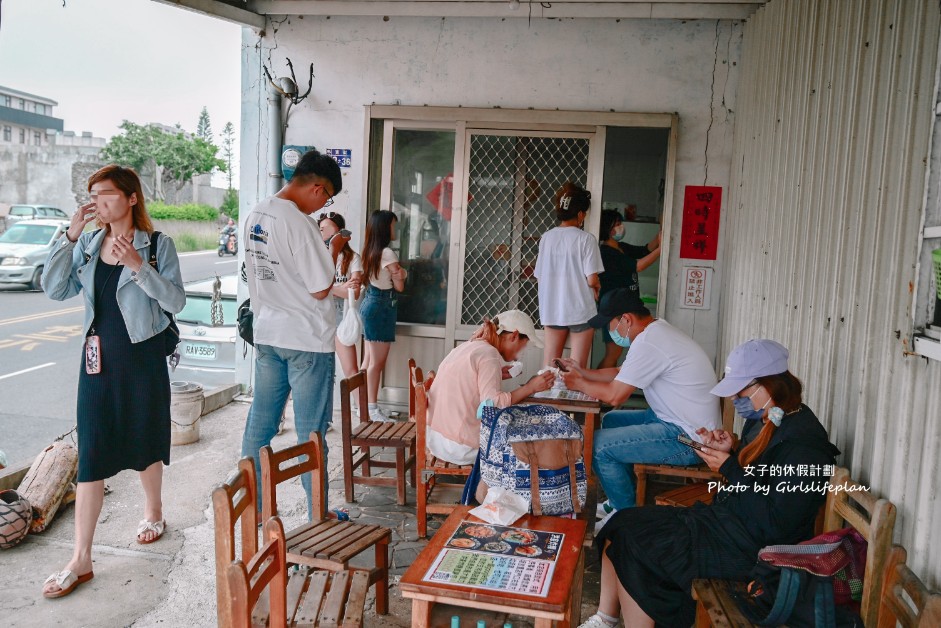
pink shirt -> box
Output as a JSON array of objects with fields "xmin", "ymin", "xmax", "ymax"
[{"xmin": 427, "ymin": 340, "xmax": 512, "ymax": 464}]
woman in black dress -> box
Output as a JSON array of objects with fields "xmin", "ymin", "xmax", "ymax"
[
  {"xmin": 578, "ymin": 339, "xmax": 840, "ymax": 628},
  {"xmin": 596, "ymin": 210, "xmax": 660, "ymax": 368},
  {"xmin": 40, "ymin": 165, "xmax": 185, "ymax": 599}
]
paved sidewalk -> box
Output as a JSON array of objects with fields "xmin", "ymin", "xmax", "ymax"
[{"xmin": 0, "ymin": 399, "xmax": 601, "ymax": 627}]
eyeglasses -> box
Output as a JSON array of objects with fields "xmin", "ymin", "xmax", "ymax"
[
  {"xmin": 320, "ymin": 184, "xmax": 335, "ymax": 208},
  {"xmin": 735, "ymin": 381, "xmax": 760, "ymax": 398}
]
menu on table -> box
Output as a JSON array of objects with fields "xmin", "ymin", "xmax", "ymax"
[
  {"xmin": 422, "ymin": 520, "xmax": 564, "ymax": 597},
  {"xmin": 532, "ymin": 387, "xmax": 598, "ymax": 402}
]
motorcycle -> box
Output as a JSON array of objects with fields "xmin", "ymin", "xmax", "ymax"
[{"xmin": 218, "ymin": 231, "xmax": 238, "ymax": 257}]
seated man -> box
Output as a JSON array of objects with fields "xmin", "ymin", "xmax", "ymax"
[{"xmin": 561, "ymin": 288, "xmax": 720, "ymax": 522}]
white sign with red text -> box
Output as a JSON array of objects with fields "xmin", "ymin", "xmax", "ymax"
[{"xmin": 681, "ymin": 266, "xmax": 712, "ymax": 309}]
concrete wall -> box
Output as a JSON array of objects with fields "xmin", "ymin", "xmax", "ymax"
[
  {"xmin": 237, "ymin": 15, "xmax": 743, "ymax": 365},
  {"xmin": 0, "ymin": 142, "xmax": 101, "ymax": 212}
]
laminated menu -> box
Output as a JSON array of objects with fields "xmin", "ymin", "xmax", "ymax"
[{"xmin": 422, "ymin": 520, "xmax": 564, "ymax": 597}]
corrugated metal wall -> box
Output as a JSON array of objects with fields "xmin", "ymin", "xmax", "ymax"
[{"xmin": 719, "ymin": 0, "xmax": 941, "ymax": 586}]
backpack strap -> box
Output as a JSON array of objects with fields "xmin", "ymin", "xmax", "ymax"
[
  {"xmin": 148, "ymin": 231, "xmax": 162, "ymax": 271},
  {"xmin": 517, "ymin": 442, "xmax": 543, "ymax": 516},
  {"xmin": 763, "ymin": 568, "xmax": 803, "ymax": 625},
  {"xmin": 566, "ymin": 441, "xmax": 581, "ymax": 515}
]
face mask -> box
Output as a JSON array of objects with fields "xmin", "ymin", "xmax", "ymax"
[
  {"xmin": 612, "ymin": 225, "xmax": 625, "ymax": 241},
  {"xmin": 734, "ymin": 387, "xmax": 771, "ymax": 420},
  {"xmin": 609, "ymin": 317, "xmax": 632, "ymax": 348}
]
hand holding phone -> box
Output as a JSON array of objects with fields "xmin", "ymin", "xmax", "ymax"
[
  {"xmin": 677, "ymin": 434, "xmax": 705, "ymax": 451},
  {"xmin": 551, "ymin": 358, "xmax": 569, "ymax": 372}
]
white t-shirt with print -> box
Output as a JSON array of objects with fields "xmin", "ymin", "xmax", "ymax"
[
  {"xmin": 368, "ymin": 247, "xmax": 399, "ymax": 290},
  {"xmin": 614, "ymin": 320, "xmax": 721, "ymax": 437},
  {"xmin": 533, "ymin": 226, "xmax": 604, "ymax": 326},
  {"xmin": 243, "ymin": 196, "xmax": 336, "ymax": 352},
  {"xmin": 335, "ymin": 250, "xmax": 364, "ymax": 285}
]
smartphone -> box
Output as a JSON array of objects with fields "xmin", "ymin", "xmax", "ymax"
[
  {"xmin": 677, "ymin": 434, "xmax": 705, "ymax": 451},
  {"xmin": 551, "ymin": 358, "xmax": 569, "ymax": 372}
]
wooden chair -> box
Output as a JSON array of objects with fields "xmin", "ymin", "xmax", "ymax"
[
  {"xmin": 212, "ymin": 457, "xmax": 259, "ymax": 627},
  {"xmin": 226, "ymin": 517, "xmax": 371, "ymax": 628},
  {"xmin": 340, "ymin": 370, "xmax": 417, "ymax": 506},
  {"xmin": 410, "ymin": 359, "xmax": 473, "ymax": 538},
  {"xmin": 692, "ymin": 466, "xmax": 897, "ymax": 628},
  {"xmin": 261, "ymin": 433, "xmax": 392, "ymax": 615},
  {"xmin": 633, "ymin": 398, "xmax": 733, "ymax": 506},
  {"xmin": 877, "ymin": 545, "xmax": 941, "ymax": 627}
]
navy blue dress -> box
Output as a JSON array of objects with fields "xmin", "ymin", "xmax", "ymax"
[{"xmin": 76, "ymin": 260, "xmax": 170, "ymax": 482}]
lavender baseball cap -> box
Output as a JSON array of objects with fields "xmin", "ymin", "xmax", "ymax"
[{"xmin": 710, "ymin": 339, "xmax": 790, "ymax": 397}]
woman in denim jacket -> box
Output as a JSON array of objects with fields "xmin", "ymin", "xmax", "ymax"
[{"xmin": 39, "ymin": 165, "xmax": 184, "ymax": 599}]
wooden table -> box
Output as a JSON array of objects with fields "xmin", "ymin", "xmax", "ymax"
[
  {"xmin": 523, "ymin": 393, "xmax": 602, "ymax": 535},
  {"xmin": 400, "ymin": 506, "xmax": 587, "ymax": 628}
]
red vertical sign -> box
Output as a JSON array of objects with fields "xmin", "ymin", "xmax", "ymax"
[{"xmin": 679, "ymin": 186, "xmax": 722, "ymax": 260}]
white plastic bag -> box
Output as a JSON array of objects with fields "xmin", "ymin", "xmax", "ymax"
[
  {"xmin": 336, "ymin": 288, "xmax": 362, "ymax": 346},
  {"xmin": 469, "ymin": 486, "xmax": 529, "ymax": 526}
]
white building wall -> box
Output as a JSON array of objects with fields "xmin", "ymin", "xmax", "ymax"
[
  {"xmin": 719, "ymin": 0, "xmax": 941, "ymax": 586},
  {"xmin": 238, "ymin": 15, "xmax": 744, "ymax": 365},
  {"xmin": 0, "ymin": 142, "xmax": 102, "ymax": 212}
]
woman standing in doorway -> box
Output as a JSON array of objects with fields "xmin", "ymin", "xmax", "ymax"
[
  {"xmin": 318, "ymin": 211, "xmax": 363, "ymax": 378},
  {"xmin": 596, "ymin": 209, "xmax": 661, "ymax": 368},
  {"xmin": 534, "ymin": 182, "xmax": 604, "ymax": 367},
  {"xmin": 360, "ymin": 210, "xmax": 407, "ymax": 422},
  {"xmin": 40, "ymin": 165, "xmax": 185, "ymax": 599}
]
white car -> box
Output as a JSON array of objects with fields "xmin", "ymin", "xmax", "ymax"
[
  {"xmin": 174, "ymin": 274, "xmax": 238, "ymax": 387},
  {"xmin": 0, "ymin": 220, "xmax": 69, "ymax": 289}
]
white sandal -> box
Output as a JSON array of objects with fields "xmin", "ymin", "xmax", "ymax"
[
  {"xmin": 136, "ymin": 519, "xmax": 166, "ymax": 544},
  {"xmin": 43, "ymin": 569, "xmax": 94, "ymax": 599}
]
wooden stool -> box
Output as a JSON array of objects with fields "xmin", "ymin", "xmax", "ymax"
[{"xmin": 340, "ymin": 370, "xmax": 417, "ymax": 506}]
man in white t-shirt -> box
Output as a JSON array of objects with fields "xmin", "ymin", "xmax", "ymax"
[
  {"xmin": 241, "ymin": 149, "xmax": 348, "ymax": 520},
  {"xmin": 561, "ymin": 288, "xmax": 720, "ymax": 518}
]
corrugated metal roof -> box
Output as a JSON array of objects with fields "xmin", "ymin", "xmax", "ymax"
[{"xmin": 721, "ymin": 0, "xmax": 941, "ymax": 587}]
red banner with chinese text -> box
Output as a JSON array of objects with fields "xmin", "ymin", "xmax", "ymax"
[{"xmin": 679, "ymin": 186, "xmax": 722, "ymax": 260}]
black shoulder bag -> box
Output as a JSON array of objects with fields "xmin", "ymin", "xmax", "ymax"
[{"xmin": 148, "ymin": 231, "xmax": 181, "ymax": 359}]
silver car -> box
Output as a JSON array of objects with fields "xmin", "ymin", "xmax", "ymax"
[
  {"xmin": 0, "ymin": 220, "xmax": 69, "ymax": 289},
  {"xmin": 174, "ymin": 274, "xmax": 238, "ymax": 387}
]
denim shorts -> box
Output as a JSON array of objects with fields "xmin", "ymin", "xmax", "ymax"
[
  {"xmin": 361, "ymin": 286, "xmax": 397, "ymax": 342},
  {"xmin": 546, "ymin": 322, "xmax": 592, "ymax": 333}
]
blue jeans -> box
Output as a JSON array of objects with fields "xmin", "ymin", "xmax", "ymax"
[
  {"xmin": 241, "ymin": 344, "xmax": 335, "ymax": 520},
  {"xmin": 592, "ymin": 408, "xmax": 701, "ymax": 510}
]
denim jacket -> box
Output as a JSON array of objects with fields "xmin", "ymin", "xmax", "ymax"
[{"xmin": 42, "ymin": 229, "xmax": 186, "ymax": 343}]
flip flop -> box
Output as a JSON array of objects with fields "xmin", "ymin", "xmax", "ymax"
[
  {"xmin": 136, "ymin": 519, "xmax": 166, "ymax": 544},
  {"xmin": 43, "ymin": 570, "xmax": 94, "ymax": 599}
]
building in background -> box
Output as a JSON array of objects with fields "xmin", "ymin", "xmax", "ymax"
[{"xmin": 0, "ymin": 84, "xmax": 105, "ymax": 212}]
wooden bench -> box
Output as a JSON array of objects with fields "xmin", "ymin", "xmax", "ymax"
[
  {"xmin": 410, "ymin": 359, "xmax": 473, "ymax": 538},
  {"xmin": 340, "ymin": 370, "xmax": 416, "ymax": 506},
  {"xmin": 655, "ymin": 481, "xmax": 716, "ymax": 507},
  {"xmin": 226, "ymin": 517, "xmax": 370, "ymax": 627},
  {"xmin": 692, "ymin": 466, "xmax": 897, "ymax": 628},
  {"xmin": 877, "ymin": 545, "xmax": 941, "ymax": 627},
  {"xmin": 261, "ymin": 433, "xmax": 392, "ymax": 615}
]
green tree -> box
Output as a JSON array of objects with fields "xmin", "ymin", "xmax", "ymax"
[
  {"xmin": 221, "ymin": 188, "xmax": 239, "ymax": 220},
  {"xmin": 101, "ymin": 120, "xmax": 226, "ymax": 202},
  {"xmin": 196, "ymin": 106, "xmax": 213, "ymax": 144},
  {"xmin": 221, "ymin": 121, "xmax": 236, "ymax": 189}
]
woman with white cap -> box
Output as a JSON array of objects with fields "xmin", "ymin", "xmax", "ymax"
[
  {"xmin": 425, "ymin": 311, "xmax": 555, "ymax": 466},
  {"xmin": 577, "ymin": 339, "xmax": 840, "ymax": 628}
]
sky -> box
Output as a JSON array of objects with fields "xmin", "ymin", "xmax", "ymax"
[{"xmin": 0, "ymin": 0, "xmax": 242, "ymax": 185}]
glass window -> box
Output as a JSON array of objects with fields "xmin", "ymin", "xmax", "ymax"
[
  {"xmin": 2, "ymin": 126, "xmax": 10, "ymax": 142},
  {"xmin": 10, "ymin": 206, "xmax": 33, "ymax": 217},
  {"xmin": 19, "ymin": 129, "xmax": 25, "ymax": 144},
  {"xmin": 18, "ymin": 99, "xmax": 25, "ymax": 109},
  {"xmin": 388, "ymin": 129, "xmax": 456, "ymax": 326},
  {"xmin": 34, "ymin": 103, "xmax": 45, "ymax": 115},
  {"xmin": 33, "ymin": 132, "xmax": 41, "ymax": 145},
  {"xmin": 176, "ymin": 296, "xmax": 238, "ymax": 327},
  {"xmin": 0, "ymin": 223, "xmax": 58, "ymax": 245},
  {"xmin": 2, "ymin": 96, "xmax": 9, "ymax": 107}
]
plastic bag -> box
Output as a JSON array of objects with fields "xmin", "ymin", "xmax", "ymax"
[
  {"xmin": 469, "ymin": 486, "xmax": 529, "ymax": 526},
  {"xmin": 336, "ymin": 288, "xmax": 362, "ymax": 346}
]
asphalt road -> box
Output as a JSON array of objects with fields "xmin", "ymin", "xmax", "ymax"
[{"xmin": 0, "ymin": 250, "xmax": 239, "ymax": 467}]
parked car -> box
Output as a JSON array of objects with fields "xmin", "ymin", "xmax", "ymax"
[
  {"xmin": 174, "ymin": 274, "xmax": 238, "ymax": 387},
  {"xmin": 6, "ymin": 204, "xmax": 70, "ymax": 225},
  {"xmin": 0, "ymin": 220, "xmax": 70, "ymax": 290}
]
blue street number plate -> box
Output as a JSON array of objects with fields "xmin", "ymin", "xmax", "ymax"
[{"xmin": 326, "ymin": 149, "xmax": 352, "ymax": 168}]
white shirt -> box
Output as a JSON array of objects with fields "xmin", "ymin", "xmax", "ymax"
[
  {"xmin": 243, "ymin": 196, "xmax": 336, "ymax": 352},
  {"xmin": 335, "ymin": 250, "xmax": 363, "ymax": 284},
  {"xmin": 534, "ymin": 226, "xmax": 604, "ymax": 326},
  {"xmin": 368, "ymin": 247, "xmax": 399, "ymax": 290},
  {"xmin": 615, "ymin": 320, "xmax": 721, "ymax": 437}
]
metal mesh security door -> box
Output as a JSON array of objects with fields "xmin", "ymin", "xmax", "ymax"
[{"xmin": 459, "ymin": 133, "xmax": 590, "ymax": 327}]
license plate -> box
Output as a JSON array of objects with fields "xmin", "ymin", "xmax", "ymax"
[{"xmin": 184, "ymin": 341, "xmax": 217, "ymax": 360}]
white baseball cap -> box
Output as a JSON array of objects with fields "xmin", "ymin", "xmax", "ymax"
[{"xmin": 494, "ymin": 310, "xmax": 543, "ymax": 348}]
